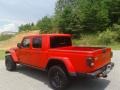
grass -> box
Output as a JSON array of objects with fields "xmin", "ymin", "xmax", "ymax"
[
  {"xmin": 72, "ymin": 34, "xmax": 120, "ymax": 50},
  {"xmin": 109, "ymin": 44, "xmax": 120, "ymax": 50},
  {"xmin": 0, "ymin": 50, "xmax": 5, "ymax": 60},
  {"xmin": 0, "ymin": 35, "xmax": 13, "ymax": 41},
  {"xmin": 73, "ymin": 39, "xmax": 120, "ymax": 50}
]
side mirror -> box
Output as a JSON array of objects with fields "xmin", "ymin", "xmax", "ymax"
[{"xmin": 17, "ymin": 43, "xmax": 21, "ymax": 48}]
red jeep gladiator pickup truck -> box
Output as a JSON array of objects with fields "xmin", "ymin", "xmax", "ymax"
[{"xmin": 5, "ymin": 34, "xmax": 114, "ymax": 90}]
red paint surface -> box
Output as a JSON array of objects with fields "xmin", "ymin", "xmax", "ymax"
[{"xmin": 7, "ymin": 34, "xmax": 112, "ymax": 74}]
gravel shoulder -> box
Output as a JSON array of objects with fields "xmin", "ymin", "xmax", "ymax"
[{"xmin": 0, "ymin": 51, "xmax": 120, "ymax": 90}]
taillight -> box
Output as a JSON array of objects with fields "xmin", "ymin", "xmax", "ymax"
[{"xmin": 87, "ymin": 57, "xmax": 95, "ymax": 67}]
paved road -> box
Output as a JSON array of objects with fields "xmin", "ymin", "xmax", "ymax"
[{"xmin": 0, "ymin": 51, "xmax": 120, "ymax": 90}]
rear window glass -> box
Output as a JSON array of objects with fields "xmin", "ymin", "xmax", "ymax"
[{"xmin": 50, "ymin": 36, "xmax": 72, "ymax": 48}]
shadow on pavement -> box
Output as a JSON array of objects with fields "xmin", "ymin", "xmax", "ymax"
[
  {"xmin": 67, "ymin": 78, "xmax": 110, "ymax": 90},
  {"xmin": 16, "ymin": 65, "xmax": 110, "ymax": 90}
]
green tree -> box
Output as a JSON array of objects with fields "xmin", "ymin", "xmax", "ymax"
[
  {"xmin": 18, "ymin": 0, "xmax": 120, "ymax": 37},
  {"xmin": 105, "ymin": 0, "xmax": 120, "ymax": 24},
  {"xmin": 19, "ymin": 24, "xmax": 28, "ymax": 32},
  {"xmin": 55, "ymin": 0, "xmax": 111, "ymax": 37},
  {"xmin": 36, "ymin": 16, "xmax": 53, "ymax": 33},
  {"xmin": 19, "ymin": 23, "xmax": 36, "ymax": 32}
]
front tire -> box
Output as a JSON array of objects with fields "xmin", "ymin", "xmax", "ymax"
[
  {"xmin": 5, "ymin": 55, "xmax": 16, "ymax": 71},
  {"xmin": 48, "ymin": 65, "xmax": 69, "ymax": 90}
]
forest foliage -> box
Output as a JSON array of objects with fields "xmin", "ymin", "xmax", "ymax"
[{"xmin": 18, "ymin": 0, "xmax": 120, "ymax": 45}]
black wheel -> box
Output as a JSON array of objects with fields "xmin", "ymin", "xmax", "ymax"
[
  {"xmin": 5, "ymin": 55, "xmax": 16, "ymax": 71},
  {"xmin": 48, "ymin": 65, "xmax": 69, "ymax": 90}
]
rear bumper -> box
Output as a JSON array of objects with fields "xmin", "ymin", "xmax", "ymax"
[{"xmin": 70, "ymin": 62, "xmax": 114, "ymax": 78}]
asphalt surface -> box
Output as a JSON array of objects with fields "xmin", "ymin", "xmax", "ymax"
[{"xmin": 0, "ymin": 51, "xmax": 120, "ymax": 90}]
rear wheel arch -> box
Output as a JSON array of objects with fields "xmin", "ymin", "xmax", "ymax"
[
  {"xmin": 46, "ymin": 58, "xmax": 76, "ymax": 74},
  {"xmin": 46, "ymin": 59, "xmax": 68, "ymax": 74}
]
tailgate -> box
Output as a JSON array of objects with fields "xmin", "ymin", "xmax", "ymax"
[{"xmin": 92, "ymin": 48, "xmax": 112, "ymax": 71}]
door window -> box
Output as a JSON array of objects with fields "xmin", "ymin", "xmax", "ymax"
[
  {"xmin": 21, "ymin": 38, "xmax": 30, "ymax": 48},
  {"xmin": 32, "ymin": 37, "xmax": 42, "ymax": 48}
]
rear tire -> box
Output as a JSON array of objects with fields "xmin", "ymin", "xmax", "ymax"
[
  {"xmin": 48, "ymin": 65, "xmax": 69, "ymax": 90},
  {"xmin": 5, "ymin": 55, "xmax": 16, "ymax": 71}
]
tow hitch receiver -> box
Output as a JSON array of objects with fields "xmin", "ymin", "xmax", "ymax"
[{"xmin": 97, "ymin": 62, "xmax": 114, "ymax": 78}]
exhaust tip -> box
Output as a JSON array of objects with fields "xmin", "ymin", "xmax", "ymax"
[{"xmin": 98, "ymin": 73, "xmax": 107, "ymax": 78}]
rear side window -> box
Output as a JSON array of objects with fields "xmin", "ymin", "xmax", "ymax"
[
  {"xmin": 50, "ymin": 36, "xmax": 72, "ymax": 48},
  {"xmin": 32, "ymin": 37, "xmax": 42, "ymax": 48},
  {"xmin": 21, "ymin": 38, "xmax": 30, "ymax": 48}
]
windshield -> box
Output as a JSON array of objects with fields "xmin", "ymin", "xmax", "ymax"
[{"xmin": 50, "ymin": 36, "xmax": 72, "ymax": 48}]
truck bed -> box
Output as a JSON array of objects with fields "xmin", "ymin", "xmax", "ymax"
[{"xmin": 49, "ymin": 46, "xmax": 111, "ymax": 73}]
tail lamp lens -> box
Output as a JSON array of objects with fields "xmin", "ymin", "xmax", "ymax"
[{"xmin": 87, "ymin": 57, "xmax": 95, "ymax": 67}]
